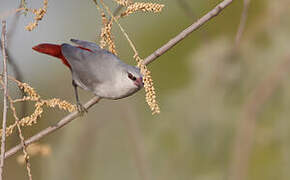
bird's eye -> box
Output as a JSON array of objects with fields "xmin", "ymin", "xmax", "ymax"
[{"xmin": 128, "ymin": 73, "xmax": 137, "ymax": 81}]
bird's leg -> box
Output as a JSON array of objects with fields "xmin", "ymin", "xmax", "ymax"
[{"xmin": 72, "ymin": 80, "xmax": 87, "ymax": 113}]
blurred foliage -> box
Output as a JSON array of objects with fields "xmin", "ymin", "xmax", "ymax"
[{"xmin": 1, "ymin": 0, "xmax": 290, "ymax": 180}]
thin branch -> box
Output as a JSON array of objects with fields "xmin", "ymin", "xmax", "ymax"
[
  {"xmin": 0, "ymin": 20, "xmax": 8, "ymax": 180},
  {"xmin": 175, "ymin": 0, "xmax": 209, "ymax": 42},
  {"xmin": 0, "ymin": 1, "xmax": 27, "ymax": 117},
  {"xmin": 5, "ymin": 96, "xmax": 101, "ymax": 158},
  {"xmin": 0, "ymin": 77, "xmax": 33, "ymax": 179},
  {"xmin": 235, "ymin": 0, "xmax": 250, "ymax": 47},
  {"xmin": 8, "ymin": 96, "xmax": 33, "ymax": 180},
  {"xmin": 4, "ymin": 0, "xmax": 234, "ymax": 159},
  {"xmin": 229, "ymin": 56, "xmax": 290, "ymax": 180},
  {"xmin": 143, "ymin": 0, "xmax": 233, "ymax": 65}
]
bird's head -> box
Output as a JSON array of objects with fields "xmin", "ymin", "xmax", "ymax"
[
  {"xmin": 127, "ymin": 69, "xmax": 144, "ymax": 89},
  {"xmin": 113, "ymin": 65, "xmax": 143, "ymax": 99},
  {"xmin": 125, "ymin": 65, "xmax": 143, "ymax": 89}
]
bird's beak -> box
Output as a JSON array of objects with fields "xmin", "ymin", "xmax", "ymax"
[{"xmin": 134, "ymin": 77, "xmax": 144, "ymax": 88}]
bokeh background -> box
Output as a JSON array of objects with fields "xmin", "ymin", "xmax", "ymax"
[{"xmin": 1, "ymin": 0, "xmax": 290, "ymax": 179}]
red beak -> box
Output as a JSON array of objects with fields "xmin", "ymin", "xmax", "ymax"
[{"xmin": 134, "ymin": 77, "xmax": 144, "ymax": 88}]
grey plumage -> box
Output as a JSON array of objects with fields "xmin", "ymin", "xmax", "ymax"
[
  {"xmin": 61, "ymin": 39, "xmax": 143, "ymax": 100},
  {"xmin": 70, "ymin": 38, "xmax": 102, "ymax": 51}
]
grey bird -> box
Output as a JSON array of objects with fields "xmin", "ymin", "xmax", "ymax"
[{"xmin": 32, "ymin": 39, "xmax": 143, "ymax": 111}]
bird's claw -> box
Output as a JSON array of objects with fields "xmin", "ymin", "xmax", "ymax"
[{"xmin": 77, "ymin": 103, "xmax": 88, "ymax": 114}]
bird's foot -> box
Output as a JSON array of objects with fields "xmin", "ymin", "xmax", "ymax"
[{"xmin": 77, "ymin": 103, "xmax": 88, "ymax": 114}]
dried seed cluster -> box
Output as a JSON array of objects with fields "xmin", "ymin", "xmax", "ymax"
[
  {"xmin": 43, "ymin": 98, "xmax": 76, "ymax": 112},
  {"xmin": 25, "ymin": 0, "xmax": 48, "ymax": 31},
  {"xmin": 0, "ymin": 80, "xmax": 76, "ymax": 137},
  {"xmin": 95, "ymin": 0, "xmax": 164, "ymax": 114},
  {"xmin": 121, "ymin": 2, "xmax": 164, "ymax": 17},
  {"xmin": 18, "ymin": 83, "xmax": 40, "ymax": 101},
  {"xmin": 114, "ymin": 0, "xmax": 133, "ymax": 6},
  {"xmin": 0, "ymin": 77, "xmax": 33, "ymax": 180},
  {"xmin": 100, "ymin": 19, "xmax": 117, "ymax": 55},
  {"xmin": 96, "ymin": 3, "xmax": 118, "ymax": 55},
  {"xmin": 21, "ymin": 102, "xmax": 44, "ymax": 126},
  {"xmin": 136, "ymin": 56, "xmax": 160, "ymax": 114}
]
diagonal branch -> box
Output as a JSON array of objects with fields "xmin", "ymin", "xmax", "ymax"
[
  {"xmin": 5, "ymin": 96, "xmax": 101, "ymax": 158},
  {"xmin": 0, "ymin": 20, "xmax": 8, "ymax": 180},
  {"xmin": 4, "ymin": 0, "xmax": 234, "ymax": 159},
  {"xmin": 143, "ymin": 0, "xmax": 233, "ymax": 65}
]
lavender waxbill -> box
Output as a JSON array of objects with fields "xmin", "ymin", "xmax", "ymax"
[{"xmin": 32, "ymin": 39, "xmax": 143, "ymax": 112}]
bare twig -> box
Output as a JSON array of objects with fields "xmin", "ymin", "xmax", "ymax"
[
  {"xmin": 229, "ymin": 56, "xmax": 290, "ymax": 180},
  {"xmin": 0, "ymin": 1, "xmax": 27, "ymax": 117},
  {"xmin": 0, "ymin": 77, "xmax": 33, "ymax": 179},
  {"xmin": 5, "ymin": 96, "xmax": 101, "ymax": 158},
  {"xmin": 6, "ymin": 50, "xmax": 27, "ymax": 117},
  {"xmin": 143, "ymin": 0, "xmax": 233, "ymax": 65},
  {"xmin": 235, "ymin": 0, "xmax": 250, "ymax": 47},
  {"xmin": 0, "ymin": 20, "xmax": 8, "ymax": 180},
  {"xmin": 5, "ymin": 0, "xmax": 234, "ymax": 159},
  {"xmin": 8, "ymin": 96, "xmax": 33, "ymax": 180},
  {"xmin": 13, "ymin": 114, "xmax": 33, "ymax": 180}
]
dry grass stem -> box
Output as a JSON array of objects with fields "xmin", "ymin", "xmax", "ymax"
[
  {"xmin": 0, "ymin": 77, "xmax": 76, "ymax": 138},
  {"xmin": 0, "ymin": 72, "xmax": 75, "ymax": 180},
  {"xmin": 121, "ymin": 2, "xmax": 164, "ymax": 17},
  {"xmin": 95, "ymin": 0, "xmax": 118, "ymax": 55},
  {"xmin": 135, "ymin": 57, "xmax": 160, "ymax": 114},
  {"xmin": 99, "ymin": 12, "xmax": 109, "ymax": 48},
  {"xmin": 100, "ymin": 19, "xmax": 117, "ymax": 55},
  {"xmin": 98, "ymin": 0, "xmax": 160, "ymax": 114},
  {"xmin": 0, "ymin": 79, "xmax": 33, "ymax": 180},
  {"xmin": 25, "ymin": 0, "xmax": 48, "ymax": 31},
  {"xmin": 0, "ymin": 20, "xmax": 8, "ymax": 180},
  {"xmin": 17, "ymin": 143, "xmax": 51, "ymax": 164},
  {"xmin": 235, "ymin": 0, "xmax": 251, "ymax": 47}
]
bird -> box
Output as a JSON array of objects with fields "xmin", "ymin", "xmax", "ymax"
[{"xmin": 32, "ymin": 39, "xmax": 143, "ymax": 112}]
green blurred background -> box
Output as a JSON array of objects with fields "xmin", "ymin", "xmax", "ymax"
[{"xmin": 1, "ymin": 0, "xmax": 290, "ymax": 179}]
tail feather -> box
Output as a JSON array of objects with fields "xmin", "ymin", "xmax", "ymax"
[{"xmin": 32, "ymin": 43, "xmax": 71, "ymax": 69}]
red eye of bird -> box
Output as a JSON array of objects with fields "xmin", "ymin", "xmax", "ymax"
[{"xmin": 128, "ymin": 73, "xmax": 137, "ymax": 81}]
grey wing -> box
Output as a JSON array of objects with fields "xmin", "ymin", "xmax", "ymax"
[
  {"xmin": 70, "ymin": 39, "xmax": 101, "ymax": 52},
  {"xmin": 61, "ymin": 43, "xmax": 119, "ymax": 91}
]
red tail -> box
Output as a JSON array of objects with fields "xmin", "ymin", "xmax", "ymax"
[{"xmin": 32, "ymin": 43, "xmax": 71, "ymax": 69}]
